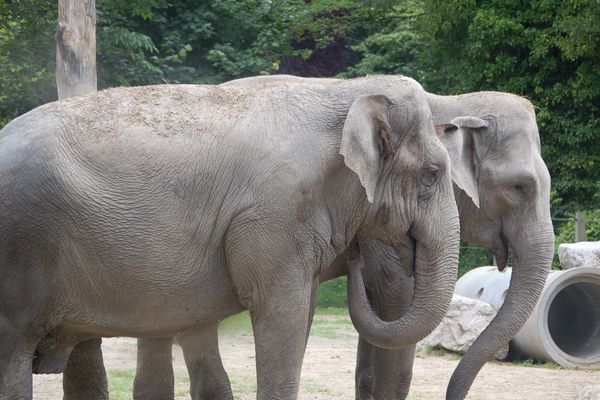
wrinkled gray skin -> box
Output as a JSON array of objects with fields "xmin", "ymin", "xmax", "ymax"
[
  {"xmin": 50, "ymin": 87, "xmax": 554, "ymax": 400},
  {"xmin": 0, "ymin": 76, "xmax": 460, "ymax": 400},
  {"xmin": 354, "ymin": 92, "xmax": 555, "ymax": 400}
]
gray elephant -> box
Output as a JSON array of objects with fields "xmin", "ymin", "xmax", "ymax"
[
  {"xmin": 354, "ymin": 92, "xmax": 555, "ymax": 400},
  {"xmin": 45, "ymin": 83, "xmax": 554, "ymax": 400},
  {"xmin": 128, "ymin": 89, "xmax": 553, "ymax": 400},
  {"xmin": 0, "ymin": 76, "xmax": 460, "ymax": 400}
]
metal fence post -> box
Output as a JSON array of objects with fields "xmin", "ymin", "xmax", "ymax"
[{"xmin": 575, "ymin": 211, "xmax": 587, "ymax": 242}]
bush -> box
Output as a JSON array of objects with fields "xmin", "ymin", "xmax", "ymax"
[
  {"xmin": 458, "ymin": 243, "xmax": 494, "ymax": 277},
  {"xmin": 317, "ymin": 277, "xmax": 347, "ymax": 308}
]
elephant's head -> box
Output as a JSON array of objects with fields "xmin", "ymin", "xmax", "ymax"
[
  {"xmin": 336, "ymin": 82, "xmax": 460, "ymax": 349},
  {"xmin": 431, "ymin": 92, "xmax": 555, "ymax": 399}
]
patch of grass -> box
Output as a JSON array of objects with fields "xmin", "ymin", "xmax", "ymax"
[
  {"xmin": 303, "ymin": 379, "xmax": 332, "ymax": 394},
  {"xmin": 423, "ymin": 345, "xmax": 448, "ymax": 357},
  {"xmin": 219, "ymin": 311, "xmax": 252, "ymax": 335},
  {"xmin": 107, "ymin": 370, "xmax": 134, "ymax": 400},
  {"xmin": 310, "ymin": 308, "xmax": 356, "ymax": 339},
  {"xmin": 230, "ymin": 373, "xmax": 257, "ymax": 394},
  {"xmin": 315, "ymin": 306, "xmax": 349, "ymax": 316},
  {"xmin": 108, "ymin": 369, "xmax": 191, "ymax": 399},
  {"xmin": 217, "ymin": 307, "xmax": 354, "ymax": 339},
  {"xmin": 509, "ymin": 358, "xmax": 558, "ymax": 369},
  {"xmin": 174, "ymin": 373, "xmax": 192, "ymax": 397}
]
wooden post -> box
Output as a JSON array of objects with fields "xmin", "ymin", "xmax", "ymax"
[
  {"xmin": 575, "ymin": 211, "xmax": 587, "ymax": 242},
  {"xmin": 56, "ymin": 0, "xmax": 97, "ymax": 99}
]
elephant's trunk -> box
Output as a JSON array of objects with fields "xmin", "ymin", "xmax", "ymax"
[
  {"xmin": 446, "ymin": 221, "xmax": 554, "ymax": 400},
  {"xmin": 347, "ymin": 225, "xmax": 459, "ymax": 349}
]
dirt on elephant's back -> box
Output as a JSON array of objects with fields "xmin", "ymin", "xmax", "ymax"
[{"xmin": 33, "ymin": 334, "xmax": 599, "ymax": 399}]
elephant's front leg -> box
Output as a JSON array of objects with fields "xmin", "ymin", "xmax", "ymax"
[
  {"xmin": 133, "ymin": 338, "xmax": 174, "ymax": 400},
  {"xmin": 178, "ymin": 323, "xmax": 233, "ymax": 400},
  {"xmin": 0, "ymin": 334, "xmax": 40, "ymax": 400},
  {"xmin": 251, "ymin": 281, "xmax": 316, "ymax": 399},
  {"xmin": 355, "ymin": 336, "xmax": 375, "ymax": 399}
]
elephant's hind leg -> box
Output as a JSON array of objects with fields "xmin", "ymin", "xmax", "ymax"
[
  {"xmin": 63, "ymin": 339, "xmax": 108, "ymax": 400},
  {"xmin": 0, "ymin": 334, "xmax": 39, "ymax": 400},
  {"xmin": 179, "ymin": 323, "xmax": 233, "ymax": 400}
]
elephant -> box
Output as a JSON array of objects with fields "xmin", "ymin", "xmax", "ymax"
[
  {"xmin": 42, "ymin": 83, "xmax": 554, "ymax": 400},
  {"xmin": 0, "ymin": 75, "xmax": 460, "ymax": 400},
  {"xmin": 354, "ymin": 91, "xmax": 555, "ymax": 400}
]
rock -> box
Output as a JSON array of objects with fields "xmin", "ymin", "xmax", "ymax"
[
  {"xmin": 558, "ymin": 241, "xmax": 600, "ymax": 269},
  {"xmin": 574, "ymin": 385, "xmax": 600, "ymax": 400},
  {"xmin": 419, "ymin": 294, "xmax": 508, "ymax": 360}
]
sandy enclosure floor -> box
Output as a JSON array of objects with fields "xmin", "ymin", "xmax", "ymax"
[{"xmin": 33, "ymin": 327, "xmax": 600, "ymax": 400}]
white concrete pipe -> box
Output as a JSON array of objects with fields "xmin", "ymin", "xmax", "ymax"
[{"xmin": 455, "ymin": 266, "xmax": 600, "ymax": 368}]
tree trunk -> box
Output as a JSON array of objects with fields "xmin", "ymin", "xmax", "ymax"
[{"xmin": 56, "ymin": 0, "xmax": 97, "ymax": 99}]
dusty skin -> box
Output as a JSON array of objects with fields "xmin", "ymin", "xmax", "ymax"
[{"xmin": 32, "ymin": 312, "xmax": 599, "ymax": 400}]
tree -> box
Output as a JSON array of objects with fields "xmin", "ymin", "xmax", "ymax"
[
  {"xmin": 417, "ymin": 0, "xmax": 600, "ymax": 210},
  {"xmin": 56, "ymin": 0, "xmax": 97, "ymax": 98},
  {"xmin": 0, "ymin": 0, "xmax": 57, "ymax": 127}
]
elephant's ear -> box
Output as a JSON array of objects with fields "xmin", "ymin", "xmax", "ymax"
[
  {"xmin": 340, "ymin": 95, "xmax": 397, "ymax": 203},
  {"xmin": 435, "ymin": 116, "xmax": 490, "ymax": 209}
]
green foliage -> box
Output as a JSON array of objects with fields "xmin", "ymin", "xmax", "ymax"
[
  {"xmin": 458, "ymin": 243, "xmax": 494, "ymax": 277},
  {"xmin": 0, "ymin": 0, "xmax": 57, "ymax": 126},
  {"xmin": 344, "ymin": 1, "xmax": 423, "ymax": 77},
  {"xmin": 218, "ymin": 311, "xmax": 252, "ymax": 335},
  {"xmin": 554, "ymin": 209, "xmax": 600, "ymax": 268},
  {"xmin": 415, "ymin": 0, "xmax": 600, "ymax": 210},
  {"xmin": 107, "ymin": 369, "xmax": 137, "ymax": 400},
  {"xmin": 317, "ymin": 277, "xmax": 347, "ymax": 308},
  {"xmin": 555, "ymin": 210, "xmax": 600, "ymax": 246}
]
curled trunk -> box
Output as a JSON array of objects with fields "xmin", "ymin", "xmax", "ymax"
[{"xmin": 347, "ymin": 236, "xmax": 458, "ymax": 350}]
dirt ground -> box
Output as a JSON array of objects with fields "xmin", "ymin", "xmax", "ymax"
[{"xmin": 32, "ymin": 327, "xmax": 600, "ymax": 400}]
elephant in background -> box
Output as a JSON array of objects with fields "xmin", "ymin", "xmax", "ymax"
[
  {"xmin": 0, "ymin": 75, "xmax": 460, "ymax": 400},
  {"xmin": 354, "ymin": 91, "xmax": 554, "ymax": 400},
  {"xmin": 46, "ymin": 84, "xmax": 554, "ymax": 400}
]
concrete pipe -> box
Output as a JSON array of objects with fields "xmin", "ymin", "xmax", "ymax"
[{"xmin": 455, "ymin": 266, "xmax": 600, "ymax": 368}]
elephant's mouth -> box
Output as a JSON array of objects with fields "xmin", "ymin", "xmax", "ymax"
[
  {"xmin": 392, "ymin": 234, "xmax": 417, "ymax": 277},
  {"xmin": 491, "ymin": 233, "xmax": 509, "ymax": 271}
]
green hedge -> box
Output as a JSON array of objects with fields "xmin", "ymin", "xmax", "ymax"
[{"xmin": 316, "ymin": 277, "xmax": 347, "ymax": 308}]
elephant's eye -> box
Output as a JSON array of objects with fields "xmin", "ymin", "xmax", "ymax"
[{"xmin": 420, "ymin": 165, "xmax": 439, "ymax": 188}]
